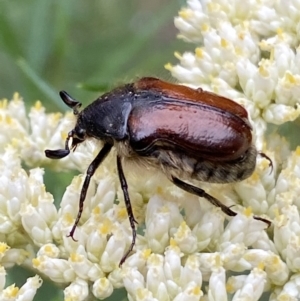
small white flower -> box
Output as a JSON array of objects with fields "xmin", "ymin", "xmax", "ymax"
[
  {"xmin": 207, "ymin": 266, "xmax": 226, "ymax": 301},
  {"xmin": 232, "ymin": 265, "xmax": 266, "ymax": 301},
  {"xmin": 15, "ymin": 275, "xmax": 43, "ymax": 301},
  {"xmin": 271, "ymin": 274, "xmax": 300, "ymax": 300},
  {"xmin": 32, "ymin": 255, "xmax": 75, "ymax": 283},
  {"xmin": 144, "ymin": 195, "xmax": 183, "ymax": 254},
  {"xmin": 92, "ymin": 277, "xmax": 114, "ymax": 299},
  {"xmin": 0, "ymin": 275, "xmax": 42, "ymax": 301},
  {"xmin": 64, "ymin": 278, "xmax": 89, "ymax": 301}
]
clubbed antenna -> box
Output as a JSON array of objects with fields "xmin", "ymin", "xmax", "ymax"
[{"xmin": 59, "ymin": 91, "xmax": 82, "ymax": 115}]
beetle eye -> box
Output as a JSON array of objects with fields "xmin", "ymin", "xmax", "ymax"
[{"xmin": 74, "ymin": 128, "xmax": 86, "ymax": 140}]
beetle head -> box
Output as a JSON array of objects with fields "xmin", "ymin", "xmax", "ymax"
[
  {"xmin": 45, "ymin": 92, "xmax": 86, "ymax": 160},
  {"xmin": 45, "ymin": 127, "xmax": 86, "ymax": 159}
]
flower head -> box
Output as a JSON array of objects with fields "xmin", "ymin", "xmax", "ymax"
[{"xmin": 2, "ymin": 0, "xmax": 300, "ymax": 300}]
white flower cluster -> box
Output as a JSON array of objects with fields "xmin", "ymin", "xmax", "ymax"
[
  {"xmin": 167, "ymin": 0, "xmax": 300, "ymax": 149},
  {"xmin": 162, "ymin": 0, "xmax": 300, "ymax": 300},
  {"xmin": 1, "ymin": 1, "xmax": 300, "ymax": 301}
]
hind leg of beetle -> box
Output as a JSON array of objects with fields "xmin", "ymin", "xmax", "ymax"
[
  {"xmin": 171, "ymin": 176, "xmax": 237, "ymax": 217},
  {"xmin": 171, "ymin": 176, "xmax": 270, "ymax": 227},
  {"xmin": 116, "ymin": 155, "xmax": 138, "ymax": 266}
]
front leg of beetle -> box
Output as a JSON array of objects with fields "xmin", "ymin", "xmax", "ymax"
[
  {"xmin": 171, "ymin": 176, "xmax": 271, "ymax": 227},
  {"xmin": 68, "ymin": 143, "xmax": 113, "ymax": 239}
]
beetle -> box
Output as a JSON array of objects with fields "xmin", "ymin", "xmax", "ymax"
[{"xmin": 45, "ymin": 77, "xmax": 271, "ymax": 265}]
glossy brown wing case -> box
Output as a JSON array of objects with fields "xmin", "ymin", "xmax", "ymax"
[{"xmin": 128, "ymin": 78, "xmax": 252, "ymax": 161}]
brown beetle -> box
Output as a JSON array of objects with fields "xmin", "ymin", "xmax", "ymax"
[{"xmin": 45, "ymin": 77, "xmax": 271, "ymax": 265}]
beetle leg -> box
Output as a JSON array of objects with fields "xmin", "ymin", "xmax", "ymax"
[
  {"xmin": 259, "ymin": 152, "xmax": 273, "ymax": 173},
  {"xmin": 116, "ymin": 155, "xmax": 138, "ymax": 266},
  {"xmin": 171, "ymin": 176, "xmax": 271, "ymax": 227},
  {"xmin": 68, "ymin": 143, "xmax": 113, "ymax": 240}
]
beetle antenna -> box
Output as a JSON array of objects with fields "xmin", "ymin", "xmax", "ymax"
[
  {"xmin": 60, "ymin": 91, "xmax": 82, "ymax": 115},
  {"xmin": 45, "ymin": 130, "xmax": 73, "ymax": 159}
]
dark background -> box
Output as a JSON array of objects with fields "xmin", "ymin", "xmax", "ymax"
[{"xmin": 0, "ymin": 0, "xmax": 189, "ymax": 111}]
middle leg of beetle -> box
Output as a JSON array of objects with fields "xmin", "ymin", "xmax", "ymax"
[
  {"xmin": 171, "ymin": 176, "xmax": 237, "ymax": 217},
  {"xmin": 116, "ymin": 155, "xmax": 137, "ymax": 265}
]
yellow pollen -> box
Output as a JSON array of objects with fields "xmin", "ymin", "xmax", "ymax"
[
  {"xmin": 260, "ymin": 158, "xmax": 270, "ymax": 170},
  {"xmin": 285, "ymin": 72, "xmax": 297, "ymax": 84},
  {"xmin": 136, "ymin": 288, "xmax": 147, "ymax": 299},
  {"xmin": 142, "ymin": 249, "xmax": 151, "ymax": 259},
  {"xmin": 207, "ymin": 2, "xmax": 213, "ymax": 11},
  {"xmin": 44, "ymin": 245, "xmax": 53, "ymax": 253},
  {"xmin": 149, "ymin": 254, "xmax": 162, "ymax": 265},
  {"xmin": 259, "ymin": 65, "xmax": 269, "ymax": 77},
  {"xmin": 4, "ymin": 284, "xmax": 19, "ymax": 297},
  {"xmin": 34, "ymin": 100, "xmax": 42, "ymax": 110},
  {"xmin": 61, "ymin": 131, "xmax": 68, "ymax": 140},
  {"xmin": 93, "ymin": 206, "xmax": 101, "ymax": 215},
  {"xmin": 100, "ymin": 277, "xmax": 108, "ymax": 285},
  {"xmin": 195, "ymin": 48, "xmax": 203, "ymax": 58},
  {"xmin": 176, "ymin": 221, "xmax": 189, "ymax": 238},
  {"xmin": 179, "ymin": 9, "xmax": 193, "ymax": 19},
  {"xmin": 215, "ymin": 254, "xmax": 222, "ymax": 267},
  {"xmin": 12, "ymin": 92, "xmax": 20, "ymax": 101},
  {"xmin": 201, "ymin": 23, "xmax": 209, "ymax": 32},
  {"xmin": 192, "ymin": 286, "xmax": 201, "ymax": 295},
  {"xmin": 53, "ymin": 112, "xmax": 62, "ymax": 121},
  {"xmin": 70, "ymin": 253, "xmax": 82, "ymax": 262},
  {"xmin": 0, "ymin": 242, "xmax": 9, "ymax": 253},
  {"xmin": 117, "ymin": 207, "xmax": 127, "ymax": 219},
  {"xmin": 164, "ymin": 63, "xmax": 173, "ymax": 71},
  {"xmin": 250, "ymin": 171, "xmax": 259, "ymax": 181},
  {"xmin": 32, "ymin": 258, "xmax": 41, "ymax": 267},
  {"xmin": 277, "ymin": 28, "xmax": 283, "ymax": 36},
  {"xmin": 258, "ymin": 262, "xmax": 265, "ymax": 270},
  {"xmin": 296, "ymin": 146, "xmax": 300, "ymax": 156},
  {"xmin": 274, "ymin": 208, "xmax": 280, "ymax": 218},
  {"xmin": 235, "ymin": 47, "xmax": 242, "ymax": 56},
  {"xmin": 271, "ymin": 255, "xmax": 279, "ymax": 265},
  {"xmin": 5, "ymin": 116, "xmax": 12, "ymax": 125},
  {"xmin": 174, "ymin": 51, "xmax": 182, "ymax": 60},
  {"xmin": 159, "ymin": 205, "xmax": 169, "ymax": 213},
  {"xmin": 64, "ymin": 212, "xmax": 74, "ymax": 224},
  {"xmin": 156, "ymin": 186, "xmax": 163, "ymax": 194},
  {"xmin": 244, "ymin": 207, "xmax": 252, "ymax": 217},
  {"xmin": 170, "ymin": 238, "xmax": 177, "ymax": 247},
  {"xmin": 226, "ymin": 282, "xmax": 234, "ymax": 293},
  {"xmin": 0, "ymin": 99, "xmax": 8, "ymax": 109},
  {"xmin": 221, "ymin": 38, "xmax": 228, "ymax": 48},
  {"xmin": 99, "ymin": 219, "xmax": 112, "ymax": 235},
  {"xmin": 238, "ymin": 32, "xmax": 245, "ymax": 40}
]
